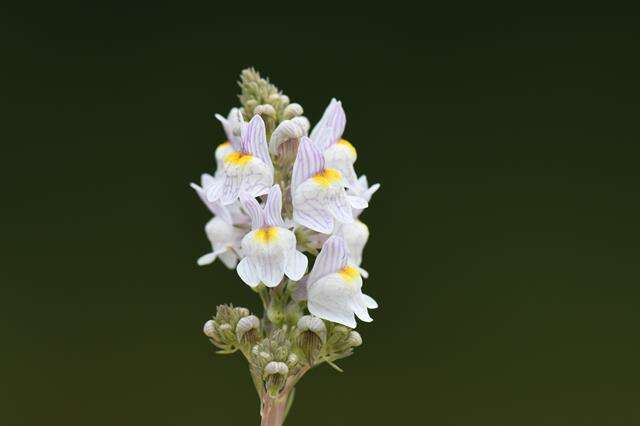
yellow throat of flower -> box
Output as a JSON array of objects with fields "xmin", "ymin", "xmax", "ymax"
[
  {"xmin": 312, "ymin": 168, "xmax": 342, "ymax": 187},
  {"xmin": 338, "ymin": 266, "xmax": 359, "ymax": 282},
  {"xmin": 225, "ymin": 151, "xmax": 253, "ymax": 165},
  {"xmin": 254, "ymin": 227, "xmax": 279, "ymax": 243}
]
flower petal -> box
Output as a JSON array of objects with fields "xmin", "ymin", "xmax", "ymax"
[
  {"xmin": 269, "ymin": 116, "xmax": 309, "ymax": 155},
  {"xmin": 240, "ymin": 193, "xmax": 264, "ymax": 230},
  {"xmin": 307, "ymin": 273, "xmax": 357, "ymax": 328},
  {"xmin": 310, "ymin": 98, "xmax": 346, "ymax": 148},
  {"xmin": 293, "ymin": 205, "xmax": 334, "ymax": 234},
  {"xmin": 357, "ymin": 266, "xmax": 369, "ymax": 279},
  {"xmin": 197, "ymin": 252, "xmax": 217, "ymax": 266},
  {"xmin": 215, "ymin": 108, "xmax": 243, "ymax": 151},
  {"xmin": 362, "ymin": 293, "xmax": 378, "ymax": 309},
  {"xmin": 351, "ymin": 296, "xmax": 373, "ymax": 322},
  {"xmin": 218, "ymin": 250, "xmax": 238, "ymax": 269},
  {"xmin": 308, "ymin": 236, "xmax": 348, "ymax": 285},
  {"xmin": 237, "ymin": 257, "xmax": 260, "ymax": 287},
  {"xmin": 255, "ymin": 253, "xmax": 286, "ymax": 288},
  {"xmin": 292, "ymin": 136, "xmax": 324, "ymax": 192},
  {"xmin": 328, "ymin": 193, "xmax": 355, "ymax": 224},
  {"xmin": 205, "ymin": 177, "xmax": 224, "ymax": 203},
  {"xmin": 191, "ymin": 181, "xmax": 233, "ymax": 224},
  {"xmin": 264, "ymin": 185, "xmax": 285, "ymax": 227},
  {"xmin": 291, "ymin": 275, "xmax": 309, "ymax": 301},
  {"xmin": 284, "ymin": 250, "xmax": 308, "ymax": 281},
  {"xmin": 220, "ymin": 174, "xmax": 242, "ymax": 205},
  {"xmin": 242, "ymin": 115, "xmax": 272, "ymax": 168}
]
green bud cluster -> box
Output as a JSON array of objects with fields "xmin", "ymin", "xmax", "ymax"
[
  {"xmin": 237, "ymin": 68, "xmax": 304, "ymax": 138},
  {"xmin": 203, "ymin": 304, "xmax": 259, "ymax": 352},
  {"xmin": 249, "ymin": 328, "xmax": 300, "ymax": 397}
]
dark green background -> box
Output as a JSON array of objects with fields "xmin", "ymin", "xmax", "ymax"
[{"xmin": 2, "ymin": 5, "xmax": 639, "ymax": 425}]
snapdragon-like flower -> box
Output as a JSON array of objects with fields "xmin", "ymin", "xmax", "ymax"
[
  {"xmin": 236, "ymin": 185, "xmax": 308, "ymax": 287},
  {"xmin": 303, "ymin": 236, "xmax": 377, "ymax": 328},
  {"xmin": 292, "ymin": 137, "xmax": 367, "ymax": 234},
  {"xmin": 207, "ymin": 115, "xmax": 274, "ymax": 205},
  {"xmin": 310, "ymin": 98, "xmax": 358, "ymax": 185}
]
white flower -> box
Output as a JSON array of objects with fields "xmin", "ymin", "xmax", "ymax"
[
  {"xmin": 303, "ymin": 236, "xmax": 377, "ymax": 328},
  {"xmin": 310, "ymin": 98, "xmax": 358, "ymax": 185},
  {"xmin": 291, "ymin": 137, "xmax": 367, "ymax": 234},
  {"xmin": 207, "ymin": 115, "xmax": 274, "ymax": 205},
  {"xmin": 236, "ymin": 185, "xmax": 308, "ymax": 288}
]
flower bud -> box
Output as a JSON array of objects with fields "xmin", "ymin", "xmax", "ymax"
[
  {"xmin": 259, "ymin": 351, "xmax": 273, "ymax": 362},
  {"xmin": 332, "ymin": 325, "xmax": 350, "ymax": 340},
  {"xmin": 274, "ymin": 346, "xmax": 289, "ymax": 361},
  {"xmin": 282, "ymin": 103, "xmax": 303, "ymax": 119},
  {"xmin": 286, "ymin": 353, "xmax": 299, "ymax": 369},
  {"xmin": 235, "ymin": 315, "xmax": 260, "ymax": 345},
  {"xmin": 296, "ymin": 316, "xmax": 326, "ymax": 364},
  {"xmin": 263, "ymin": 361, "xmax": 289, "ymax": 397},
  {"xmin": 267, "ymin": 299, "xmax": 285, "ymax": 325},
  {"xmin": 297, "ymin": 316, "xmax": 327, "ymax": 342},
  {"xmin": 217, "ymin": 323, "xmax": 235, "ymax": 344},
  {"xmin": 234, "ymin": 307, "xmax": 250, "ymax": 318},
  {"xmin": 284, "ymin": 301, "xmax": 303, "ymax": 326},
  {"xmin": 203, "ymin": 320, "xmax": 217, "ymax": 338},
  {"xmin": 347, "ymin": 331, "xmax": 362, "ymax": 347},
  {"xmin": 254, "ymin": 104, "xmax": 276, "ymax": 118}
]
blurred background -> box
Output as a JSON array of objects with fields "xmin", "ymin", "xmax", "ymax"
[{"xmin": 2, "ymin": 5, "xmax": 639, "ymax": 425}]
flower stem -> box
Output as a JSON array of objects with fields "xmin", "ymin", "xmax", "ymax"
[{"xmin": 260, "ymin": 391, "xmax": 289, "ymax": 426}]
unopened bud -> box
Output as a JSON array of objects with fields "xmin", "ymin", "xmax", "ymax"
[
  {"xmin": 282, "ymin": 103, "xmax": 303, "ymax": 119},
  {"xmin": 244, "ymin": 100, "xmax": 258, "ymax": 111},
  {"xmin": 259, "ymin": 351, "xmax": 272, "ymax": 362},
  {"xmin": 332, "ymin": 325, "xmax": 350, "ymax": 340},
  {"xmin": 254, "ymin": 104, "xmax": 276, "ymax": 118},
  {"xmin": 267, "ymin": 299, "xmax": 285, "ymax": 325},
  {"xmin": 203, "ymin": 320, "xmax": 216, "ymax": 338},
  {"xmin": 287, "ymin": 353, "xmax": 299, "ymax": 368},
  {"xmin": 236, "ymin": 315, "xmax": 260, "ymax": 345},
  {"xmin": 234, "ymin": 307, "xmax": 250, "ymax": 318},
  {"xmin": 297, "ymin": 316, "xmax": 326, "ymax": 364},
  {"xmin": 347, "ymin": 331, "xmax": 362, "ymax": 347},
  {"xmin": 217, "ymin": 323, "xmax": 235, "ymax": 343},
  {"xmin": 263, "ymin": 361, "xmax": 289, "ymax": 397},
  {"xmin": 274, "ymin": 346, "xmax": 289, "ymax": 361},
  {"xmin": 297, "ymin": 316, "xmax": 327, "ymax": 342}
]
